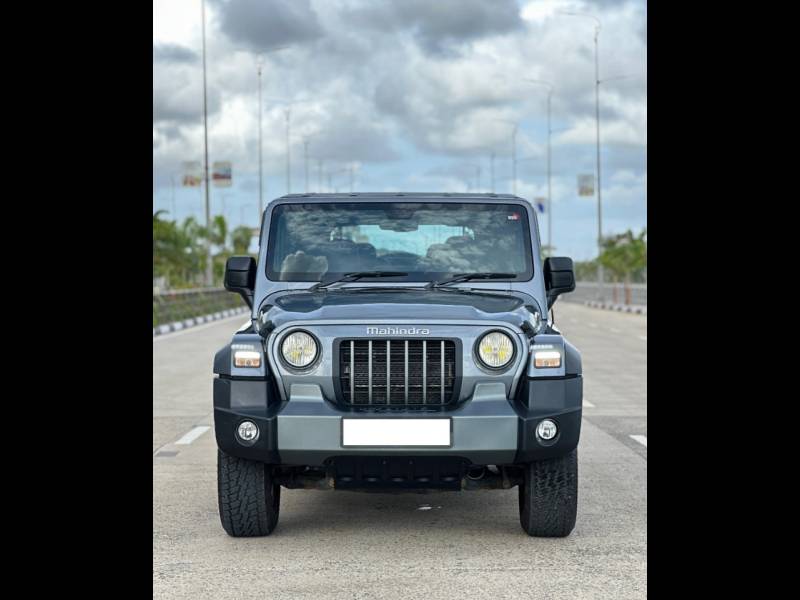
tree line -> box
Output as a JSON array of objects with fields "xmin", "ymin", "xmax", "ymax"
[
  {"xmin": 572, "ymin": 228, "xmax": 647, "ymax": 284},
  {"xmin": 153, "ymin": 211, "xmax": 255, "ymax": 289}
]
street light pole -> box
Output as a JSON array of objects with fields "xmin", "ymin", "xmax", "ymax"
[
  {"xmin": 304, "ymin": 137, "xmax": 310, "ymax": 193},
  {"xmin": 593, "ymin": 22, "xmax": 603, "ymax": 300},
  {"xmin": 525, "ymin": 79, "xmax": 554, "ymax": 255},
  {"xmin": 490, "ymin": 152, "xmax": 495, "ymax": 193},
  {"xmin": 285, "ymin": 107, "xmax": 291, "ymax": 194},
  {"xmin": 511, "ymin": 124, "xmax": 518, "ymax": 196},
  {"xmin": 257, "ymin": 58, "xmax": 263, "ymax": 220},
  {"xmin": 200, "ymin": 0, "xmax": 212, "ymax": 286},
  {"xmin": 561, "ymin": 11, "xmax": 603, "ymax": 299}
]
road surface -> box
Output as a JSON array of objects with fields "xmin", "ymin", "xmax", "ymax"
[{"xmin": 153, "ymin": 301, "xmax": 646, "ymax": 599}]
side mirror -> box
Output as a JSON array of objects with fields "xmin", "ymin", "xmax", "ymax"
[
  {"xmin": 224, "ymin": 256, "xmax": 256, "ymax": 309},
  {"xmin": 543, "ymin": 257, "xmax": 576, "ymax": 309}
]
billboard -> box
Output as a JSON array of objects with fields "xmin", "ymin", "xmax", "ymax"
[
  {"xmin": 578, "ymin": 174, "xmax": 595, "ymax": 196},
  {"xmin": 182, "ymin": 161, "xmax": 202, "ymax": 187},
  {"xmin": 212, "ymin": 161, "xmax": 232, "ymax": 187}
]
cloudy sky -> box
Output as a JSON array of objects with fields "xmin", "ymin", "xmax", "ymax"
[{"xmin": 153, "ymin": 0, "xmax": 646, "ymax": 260}]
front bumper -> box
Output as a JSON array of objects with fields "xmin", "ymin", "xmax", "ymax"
[{"xmin": 214, "ymin": 375, "xmax": 581, "ymax": 467}]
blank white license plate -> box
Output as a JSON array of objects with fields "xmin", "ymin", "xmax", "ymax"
[{"xmin": 342, "ymin": 419, "xmax": 451, "ymax": 447}]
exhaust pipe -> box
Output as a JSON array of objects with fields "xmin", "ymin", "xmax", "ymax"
[{"xmin": 467, "ymin": 466, "xmax": 487, "ymax": 481}]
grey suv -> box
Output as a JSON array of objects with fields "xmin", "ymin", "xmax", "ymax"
[{"xmin": 214, "ymin": 193, "xmax": 581, "ymax": 537}]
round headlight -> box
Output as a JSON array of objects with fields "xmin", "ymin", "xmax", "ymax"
[
  {"xmin": 281, "ymin": 331, "xmax": 318, "ymax": 369},
  {"xmin": 476, "ymin": 331, "xmax": 515, "ymax": 369}
]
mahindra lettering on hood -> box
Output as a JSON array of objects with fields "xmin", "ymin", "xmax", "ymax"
[{"xmin": 213, "ymin": 193, "xmax": 581, "ymax": 538}]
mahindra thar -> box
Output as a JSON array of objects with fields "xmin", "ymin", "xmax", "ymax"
[{"xmin": 214, "ymin": 193, "xmax": 581, "ymax": 537}]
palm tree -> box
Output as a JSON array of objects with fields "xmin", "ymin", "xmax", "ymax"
[{"xmin": 231, "ymin": 226, "xmax": 254, "ymax": 255}]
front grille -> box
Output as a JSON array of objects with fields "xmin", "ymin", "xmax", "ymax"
[{"xmin": 339, "ymin": 339, "xmax": 457, "ymax": 406}]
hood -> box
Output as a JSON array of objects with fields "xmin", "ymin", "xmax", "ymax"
[{"xmin": 259, "ymin": 288, "xmax": 541, "ymax": 331}]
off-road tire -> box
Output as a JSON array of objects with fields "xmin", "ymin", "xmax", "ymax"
[
  {"xmin": 217, "ymin": 449, "xmax": 280, "ymax": 537},
  {"xmin": 518, "ymin": 449, "xmax": 577, "ymax": 537}
]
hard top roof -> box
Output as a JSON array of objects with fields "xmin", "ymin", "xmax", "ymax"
[{"xmin": 269, "ymin": 192, "xmax": 531, "ymax": 205}]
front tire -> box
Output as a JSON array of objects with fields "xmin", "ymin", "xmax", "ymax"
[
  {"xmin": 217, "ymin": 449, "xmax": 280, "ymax": 537},
  {"xmin": 518, "ymin": 449, "xmax": 578, "ymax": 537}
]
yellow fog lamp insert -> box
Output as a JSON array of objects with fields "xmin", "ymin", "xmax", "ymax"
[{"xmin": 476, "ymin": 331, "xmax": 515, "ymax": 369}]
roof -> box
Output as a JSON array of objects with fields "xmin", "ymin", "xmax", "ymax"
[{"xmin": 269, "ymin": 192, "xmax": 531, "ymax": 204}]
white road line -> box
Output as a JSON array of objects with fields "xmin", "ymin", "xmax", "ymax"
[
  {"xmin": 175, "ymin": 426, "xmax": 210, "ymax": 445},
  {"xmin": 153, "ymin": 313, "xmax": 248, "ymax": 342},
  {"xmin": 638, "ymin": 335, "xmax": 647, "ymax": 341},
  {"xmin": 629, "ymin": 435, "xmax": 647, "ymax": 447},
  {"xmin": 583, "ymin": 400, "xmax": 595, "ymax": 407}
]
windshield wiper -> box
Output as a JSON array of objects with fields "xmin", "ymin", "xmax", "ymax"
[
  {"xmin": 308, "ymin": 271, "xmax": 409, "ymax": 292},
  {"xmin": 424, "ymin": 272, "xmax": 517, "ymax": 290}
]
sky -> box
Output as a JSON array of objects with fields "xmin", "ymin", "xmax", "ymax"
[{"xmin": 153, "ymin": 0, "xmax": 646, "ymax": 261}]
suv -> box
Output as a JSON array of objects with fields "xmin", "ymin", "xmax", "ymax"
[{"xmin": 214, "ymin": 193, "xmax": 581, "ymax": 537}]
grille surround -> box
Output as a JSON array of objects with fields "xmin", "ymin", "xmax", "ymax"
[{"xmin": 334, "ymin": 338, "xmax": 461, "ymax": 407}]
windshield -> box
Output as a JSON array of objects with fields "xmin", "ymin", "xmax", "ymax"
[{"xmin": 266, "ymin": 202, "xmax": 534, "ymax": 282}]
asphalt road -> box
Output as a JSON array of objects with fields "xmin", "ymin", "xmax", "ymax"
[{"xmin": 153, "ymin": 301, "xmax": 647, "ymax": 599}]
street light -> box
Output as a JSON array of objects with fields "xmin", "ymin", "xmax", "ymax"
[
  {"xmin": 200, "ymin": 0, "xmax": 212, "ymax": 286},
  {"xmin": 265, "ymin": 97, "xmax": 313, "ymax": 195},
  {"xmin": 560, "ymin": 11, "xmax": 604, "ymax": 300},
  {"xmin": 464, "ymin": 164, "xmax": 481, "ymax": 192},
  {"xmin": 524, "ymin": 79, "xmax": 554, "ymax": 255},
  {"xmin": 494, "ymin": 119, "xmax": 518, "ymax": 195},
  {"xmin": 256, "ymin": 46, "xmax": 288, "ymax": 225}
]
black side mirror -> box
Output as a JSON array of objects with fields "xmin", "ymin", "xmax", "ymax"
[
  {"xmin": 543, "ymin": 257, "xmax": 576, "ymax": 309},
  {"xmin": 224, "ymin": 256, "xmax": 256, "ymax": 309}
]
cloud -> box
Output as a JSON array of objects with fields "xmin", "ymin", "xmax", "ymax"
[
  {"xmin": 347, "ymin": 0, "xmax": 523, "ymax": 54},
  {"xmin": 153, "ymin": 43, "xmax": 198, "ymax": 63},
  {"xmin": 154, "ymin": 0, "xmax": 646, "ymax": 258},
  {"xmin": 213, "ymin": 0, "xmax": 323, "ymax": 51}
]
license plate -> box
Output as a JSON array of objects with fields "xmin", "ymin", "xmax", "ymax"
[{"xmin": 342, "ymin": 419, "xmax": 451, "ymax": 447}]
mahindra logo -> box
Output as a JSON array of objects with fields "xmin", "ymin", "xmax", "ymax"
[{"xmin": 366, "ymin": 326, "xmax": 430, "ymax": 336}]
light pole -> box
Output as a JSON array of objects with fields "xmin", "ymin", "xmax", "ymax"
[
  {"xmin": 255, "ymin": 46, "xmax": 288, "ymax": 219},
  {"xmin": 285, "ymin": 106, "xmax": 291, "ymax": 194},
  {"xmin": 465, "ymin": 164, "xmax": 481, "ymax": 192},
  {"xmin": 303, "ymin": 137, "xmax": 310, "ymax": 193},
  {"xmin": 495, "ymin": 119, "xmax": 518, "ymax": 195},
  {"xmin": 490, "ymin": 152, "xmax": 495, "ymax": 193},
  {"xmin": 257, "ymin": 58, "xmax": 263, "ymax": 221},
  {"xmin": 512, "ymin": 125, "xmax": 518, "ymax": 195},
  {"xmin": 562, "ymin": 11, "xmax": 603, "ymax": 299},
  {"xmin": 525, "ymin": 79, "xmax": 554, "ymax": 255},
  {"xmin": 200, "ymin": 0, "xmax": 212, "ymax": 286}
]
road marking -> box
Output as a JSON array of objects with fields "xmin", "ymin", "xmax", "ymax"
[
  {"xmin": 583, "ymin": 400, "xmax": 595, "ymax": 407},
  {"xmin": 175, "ymin": 426, "xmax": 210, "ymax": 445},
  {"xmin": 638, "ymin": 335, "xmax": 647, "ymax": 341},
  {"xmin": 629, "ymin": 435, "xmax": 647, "ymax": 447},
  {"xmin": 153, "ymin": 313, "xmax": 248, "ymax": 342}
]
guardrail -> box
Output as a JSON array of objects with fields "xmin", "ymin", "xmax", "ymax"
[
  {"xmin": 562, "ymin": 281, "xmax": 647, "ymax": 306},
  {"xmin": 153, "ymin": 288, "xmax": 246, "ymax": 327}
]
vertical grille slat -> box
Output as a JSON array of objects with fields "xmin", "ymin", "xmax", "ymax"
[
  {"xmin": 404, "ymin": 341, "xmax": 409, "ymax": 404},
  {"xmin": 340, "ymin": 338, "xmax": 456, "ymax": 406},
  {"xmin": 422, "ymin": 340, "xmax": 427, "ymax": 405}
]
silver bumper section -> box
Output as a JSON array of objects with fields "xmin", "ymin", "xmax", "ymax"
[{"xmin": 277, "ymin": 382, "xmax": 519, "ymax": 466}]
